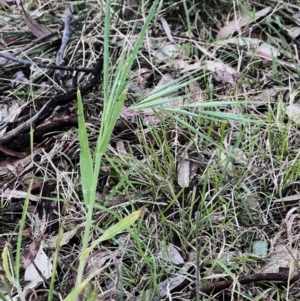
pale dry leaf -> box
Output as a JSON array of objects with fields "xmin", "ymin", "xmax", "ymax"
[
  {"xmin": 205, "ymin": 60, "xmax": 238, "ymax": 75},
  {"xmin": 188, "ymin": 82, "xmax": 203, "ymax": 103},
  {"xmin": 181, "ymin": 60, "xmax": 238, "ymax": 78},
  {"xmin": 0, "ymin": 100, "xmax": 20, "ymax": 134},
  {"xmin": 21, "ymin": 238, "xmax": 42, "ymax": 269},
  {"xmin": 216, "ymin": 37, "xmax": 280, "ymax": 60},
  {"xmin": 128, "ymin": 68, "xmax": 152, "ymax": 97},
  {"xmin": 0, "ymin": 189, "xmax": 39, "ymax": 202},
  {"xmin": 160, "ymin": 17, "xmax": 175, "ymax": 43},
  {"xmin": 24, "ymin": 242, "xmax": 52, "ymax": 290},
  {"xmin": 158, "ymin": 275, "xmax": 185, "ymax": 297},
  {"xmin": 260, "ymin": 244, "xmax": 299, "ymax": 275},
  {"xmin": 251, "ymin": 88, "xmax": 280, "ymax": 102},
  {"xmin": 217, "ymin": 7, "xmax": 272, "ymax": 38},
  {"xmin": 22, "ymin": 6, "xmax": 54, "ymax": 38},
  {"xmin": 286, "ymin": 26, "xmax": 300, "ymax": 39},
  {"xmin": 33, "ymin": 205, "xmax": 48, "ymax": 234},
  {"xmin": 167, "ymin": 244, "xmax": 184, "ymax": 264},
  {"xmin": 85, "ymin": 249, "xmax": 122, "ymax": 276},
  {"xmin": 293, "ymin": 11, "xmax": 300, "ymax": 21},
  {"xmin": 190, "ymin": 162, "xmax": 200, "ymax": 177},
  {"xmin": 257, "ymin": 41, "xmax": 280, "ymax": 57},
  {"xmin": 116, "ymin": 140, "xmax": 127, "ymax": 155},
  {"xmin": 158, "ymin": 243, "xmax": 184, "ymax": 265},
  {"xmin": 273, "ymin": 193, "xmax": 300, "ymax": 203},
  {"xmin": 202, "ymin": 273, "xmax": 230, "ymax": 280},
  {"xmin": 171, "ymin": 59, "xmax": 190, "ymax": 70},
  {"xmin": 216, "ymin": 37, "xmax": 278, "ymax": 55},
  {"xmin": 151, "ymin": 42, "xmax": 181, "ymax": 60},
  {"xmin": 177, "ymin": 153, "xmax": 190, "ymax": 188},
  {"xmin": 285, "ymin": 103, "xmax": 300, "ymax": 124},
  {"xmin": 157, "ymin": 252, "xmax": 195, "ymax": 298},
  {"xmin": 155, "ymin": 73, "xmax": 174, "ymax": 89},
  {"xmin": 284, "ymin": 207, "xmax": 299, "ymax": 246},
  {"xmin": 214, "ymin": 69, "xmax": 236, "ymax": 87},
  {"xmin": 180, "ymin": 61, "xmax": 202, "ymax": 73}
]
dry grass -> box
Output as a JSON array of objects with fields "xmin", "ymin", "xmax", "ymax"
[{"xmin": 1, "ymin": 0, "xmax": 300, "ymax": 300}]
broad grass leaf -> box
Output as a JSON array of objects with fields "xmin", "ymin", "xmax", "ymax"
[
  {"xmin": 1, "ymin": 245, "xmax": 14, "ymax": 285},
  {"xmin": 77, "ymin": 90, "xmax": 93, "ymax": 205},
  {"xmin": 85, "ymin": 209, "xmax": 144, "ymax": 256}
]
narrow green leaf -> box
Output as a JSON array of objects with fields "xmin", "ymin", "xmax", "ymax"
[
  {"xmin": 129, "ymin": 72, "xmax": 203, "ymax": 110},
  {"xmin": 77, "ymin": 89, "xmax": 93, "ymax": 205},
  {"xmin": 14, "ymin": 181, "xmax": 31, "ymax": 290},
  {"xmin": 1, "ymin": 245, "xmax": 14, "ymax": 285},
  {"xmin": 64, "ymin": 265, "xmax": 108, "ymax": 301},
  {"xmin": 85, "ymin": 209, "xmax": 144, "ymax": 256},
  {"xmin": 215, "ymin": 259, "xmax": 236, "ymax": 279}
]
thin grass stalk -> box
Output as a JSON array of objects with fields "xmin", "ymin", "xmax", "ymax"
[
  {"xmin": 14, "ymin": 181, "xmax": 32, "ymax": 301},
  {"xmin": 48, "ymin": 227, "xmax": 63, "ymax": 301}
]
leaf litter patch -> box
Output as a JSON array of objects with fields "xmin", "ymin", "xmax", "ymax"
[{"xmin": 1, "ymin": 0, "xmax": 300, "ymax": 300}]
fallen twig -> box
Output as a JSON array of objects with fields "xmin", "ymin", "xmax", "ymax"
[
  {"xmin": 0, "ymin": 57, "xmax": 103, "ymax": 146},
  {"xmin": 0, "ymin": 52, "xmax": 94, "ymax": 73},
  {"xmin": 200, "ymin": 272, "xmax": 300, "ymax": 294},
  {"xmin": 55, "ymin": 6, "xmax": 73, "ymax": 81}
]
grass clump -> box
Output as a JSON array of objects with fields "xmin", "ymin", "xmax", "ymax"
[{"xmin": 1, "ymin": 0, "xmax": 300, "ymax": 300}]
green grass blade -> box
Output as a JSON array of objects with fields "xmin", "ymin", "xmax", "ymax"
[
  {"xmin": 77, "ymin": 89, "xmax": 93, "ymax": 205},
  {"xmin": 89, "ymin": 209, "xmax": 144, "ymax": 250}
]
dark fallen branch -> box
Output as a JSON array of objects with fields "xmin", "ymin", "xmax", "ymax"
[
  {"xmin": 0, "ymin": 145, "xmax": 26, "ymax": 158},
  {"xmin": 200, "ymin": 272, "xmax": 300, "ymax": 294},
  {"xmin": 0, "ymin": 52, "xmax": 94, "ymax": 73},
  {"xmin": 1, "ymin": 114, "xmax": 31, "ymax": 132},
  {"xmin": 0, "ymin": 57, "xmax": 103, "ymax": 147},
  {"xmin": 5, "ymin": 113, "xmax": 79, "ymax": 150},
  {"xmin": 55, "ymin": 6, "xmax": 73, "ymax": 81},
  {"xmin": 0, "ymin": 86, "xmax": 11, "ymax": 93},
  {"xmin": 4, "ymin": 114, "xmax": 101, "ymax": 151}
]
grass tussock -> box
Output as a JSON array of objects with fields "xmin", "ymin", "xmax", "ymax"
[{"xmin": 1, "ymin": 0, "xmax": 300, "ymax": 300}]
